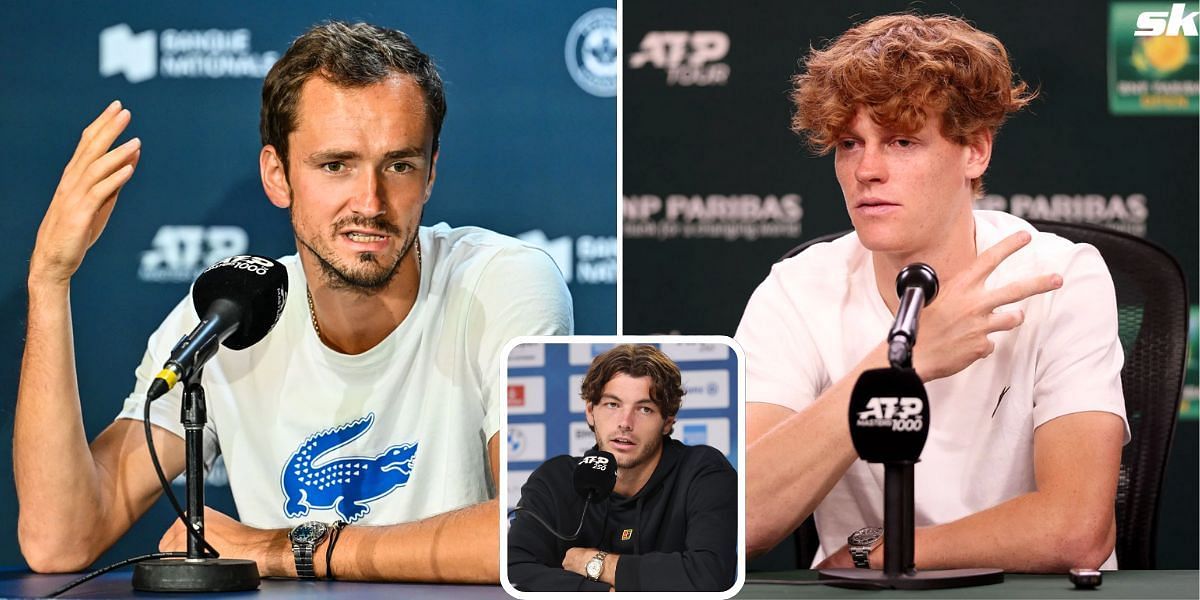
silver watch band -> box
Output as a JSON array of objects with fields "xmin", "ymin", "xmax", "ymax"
[
  {"xmin": 849, "ymin": 545, "xmax": 872, "ymax": 569},
  {"xmin": 293, "ymin": 543, "xmax": 316, "ymax": 579}
]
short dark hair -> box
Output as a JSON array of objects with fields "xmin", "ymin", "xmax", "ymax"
[
  {"xmin": 260, "ymin": 21, "xmax": 447, "ymax": 174},
  {"xmin": 580, "ymin": 345, "xmax": 686, "ymax": 435}
]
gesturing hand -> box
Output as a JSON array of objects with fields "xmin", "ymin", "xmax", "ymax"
[
  {"xmin": 912, "ymin": 231, "xmax": 1062, "ymax": 382},
  {"xmin": 30, "ymin": 100, "xmax": 141, "ymax": 286}
]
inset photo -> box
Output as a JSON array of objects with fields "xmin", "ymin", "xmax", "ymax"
[{"xmin": 500, "ymin": 338, "xmax": 745, "ymax": 596}]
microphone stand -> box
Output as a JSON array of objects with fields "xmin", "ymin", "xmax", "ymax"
[
  {"xmin": 132, "ymin": 368, "xmax": 260, "ymax": 592},
  {"xmin": 818, "ymin": 340, "xmax": 1004, "ymax": 589}
]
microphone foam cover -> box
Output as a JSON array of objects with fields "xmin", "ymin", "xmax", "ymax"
[
  {"xmin": 573, "ymin": 449, "xmax": 618, "ymax": 501},
  {"xmin": 848, "ymin": 367, "xmax": 930, "ymax": 463},
  {"xmin": 192, "ymin": 255, "xmax": 289, "ymax": 350},
  {"xmin": 895, "ymin": 263, "xmax": 939, "ymax": 306}
]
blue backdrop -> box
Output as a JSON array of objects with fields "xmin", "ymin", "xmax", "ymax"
[
  {"xmin": 0, "ymin": 1, "xmax": 615, "ymax": 570},
  {"xmin": 505, "ymin": 341, "xmax": 741, "ymax": 511}
]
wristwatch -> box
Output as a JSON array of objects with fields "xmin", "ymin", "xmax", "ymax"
[
  {"xmin": 289, "ymin": 521, "xmax": 330, "ymax": 579},
  {"xmin": 585, "ymin": 550, "xmax": 608, "ymax": 581},
  {"xmin": 847, "ymin": 526, "xmax": 883, "ymax": 569}
]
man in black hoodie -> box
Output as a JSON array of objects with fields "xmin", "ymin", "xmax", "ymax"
[{"xmin": 507, "ymin": 344, "xmax": 738, "ymax": 592}]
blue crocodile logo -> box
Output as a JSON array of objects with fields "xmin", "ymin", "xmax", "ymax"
[{"xmin": 281, "ymin": 413, "xmax": 418, "ymax": 523}]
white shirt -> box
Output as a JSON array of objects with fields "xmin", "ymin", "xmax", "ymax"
[
  {"xmin": 117, "ymin": 223, "xmax": 572, "ymax": 528},
  {"xmin": 736, "ymin": 210, "xmax": 1128, "ymax": 569}
]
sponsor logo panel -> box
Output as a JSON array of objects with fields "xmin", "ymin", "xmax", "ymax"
[
  {"xmin": 1109, "ymin": 2, "xmax": 1198, "ymax": 115},
  {"xmin": 974, "ymin": 194, "xmax": 1149, "ymax": 237},
  {"xmin": 624, "ymin": 193, "xmax": 803, "ymax": 241},
  {"xmin": 100, "ymin": 23, "xmax": 278, "ymax": 83},
  {"xmin": 508, "ymin": 423, "xmax": 546, "ymax": 463},
  {"xmin": 507, "ymin": 469, "xmax": 533, "ymax": 511},
  {"xmin": 662, "ymin": 343, "xmax": 731, "ymax": 363},
  {"xmin": 569, "ymin": 420, "xmax": 597, "ymax": 456},
  {"xmin": 508, "ymin": 343, "xmax": 546, "ymax": 368},
  {"xmin": 517, "ymin": 230, "xmax": 616, "ymax": 285},
  {"xmin": 568, "ymin": 374, "xmax": 587, "ymax": 413},
  {"xmin": 507, "ymin": 376, "xmax": 546, "ymax": 415},
  {"xmin": 671, "ymin": 418, "xmax": 731, "ymax": 455},
  {"xmin": 566, "ymin": 8, "xmax": 618, "ymax": 97},
  {"xmin": 680, "ymin": 369, "xmax": 731, "ymax": 409}
]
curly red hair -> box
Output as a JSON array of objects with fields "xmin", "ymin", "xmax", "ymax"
[{"xmin": 791, "ymin": 13, "xmax": 1036, "ymax": 195}]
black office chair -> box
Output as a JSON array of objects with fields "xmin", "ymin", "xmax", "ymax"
[
  {"xmin": 1028, "ymin": 220, "xmax": 1188, "ymax": 569},
  {"xmin": 755, "ymin": 221, "xmax": 1188, "ymax": 570}
]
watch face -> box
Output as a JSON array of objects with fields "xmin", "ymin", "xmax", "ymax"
[
  {"xmin": 848, "ymin": 527, "xmax": 883, "ymax": 546},
  {"xmin": 586, "ymin": 559, "xmax": 602, "ymax": 578},
  {"xmin": 290, "ymin": 521, "xmax": 328, "ymax": 544}
]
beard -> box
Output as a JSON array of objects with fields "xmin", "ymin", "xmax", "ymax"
[{"xmin": 293, "ymin": 211, "xmax": 418, "ymax": 294}]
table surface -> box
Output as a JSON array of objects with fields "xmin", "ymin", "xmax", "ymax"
[
  {"xmin": 738, "ymin": 569, "xmax": 1199, "ymax": 599},
  {"xmin": 0, "ymin": 568, "xmax": 511, "ymax": 599}
]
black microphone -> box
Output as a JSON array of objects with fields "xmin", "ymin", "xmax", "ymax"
[
  {"xmin": 887, "ymin": 263, "xmax": 938, "ymax": 369},
  {"xmin": 847, "ymin": 368, "xmax": 930, "ymax": 463},
  {"xmin": 573, "ymin": 449, "xmax": 618, "ymax": 501},
  {"xmin": 146, "ymin": 255, "xmax": 288, "ymax": 401}
]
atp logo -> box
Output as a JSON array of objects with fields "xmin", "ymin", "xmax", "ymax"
[
  {"xmin": 628, "ymin": 31, "xmax": 731, "ymax": 86},
  {"xmin": 139, "ymin": 225, "xmax": 249, "ymax": 283},
  {"xmin": 580, "ymin": 455, "xmax": 611, "ymax": 469},
  {"xmin": 281, "ymin": 414, "xmax": 419, "ymax": 523},
  {"xmin": 100, "ymin": 24, "xmax": 157, "ymax": 83},
  {"xmin": 856, "ymin": 397, "xmax": 925, "ymax": 432}
]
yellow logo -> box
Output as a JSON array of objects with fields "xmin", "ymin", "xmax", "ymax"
[{"xmin": 621, "ymin": 529, "xmax": 633, "ymax": 541}]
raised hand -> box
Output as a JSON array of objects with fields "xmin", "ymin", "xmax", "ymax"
[
  {"xmin": 912, "ymin": 231, "xmax": 1063, "ymax": 382},
  {"xmin": 30, "ymin": 100, "xmax": 141, "ymax": 286}
]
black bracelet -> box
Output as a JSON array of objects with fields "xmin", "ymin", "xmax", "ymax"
[{"xmin": 325, "ymin": 520, "xmax": 347, "ymax": 580}]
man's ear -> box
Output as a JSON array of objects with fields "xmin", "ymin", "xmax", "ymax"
[
  {"xmin": 662, "ymin": 416, "xmax": 676, "ymax": 436},
  {"xmin": 964, "ymin": 129, "xmax": 993, "ymax": 181},
  {"xmin": 260, "ymin": 145, "xmax": 291, "ymax": 209},
  {"xmin": 584, "ymin": 401, "xmax": 595, "ymax": 429},
  {"xmin": 422, "ymin": 148, "xmax": 438, "ymax": 205}
]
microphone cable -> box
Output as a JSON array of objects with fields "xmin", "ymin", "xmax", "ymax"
[
  {"xmin": 143, "ymin": 396, "xmax": 222, "ymax": 558},
  {"xmin": 508, "ymin": 494, "xmax": 594, "ymax": 542},
  {"xmin": 44, "ymin": 552, "xmax": 187, "ymax": 598}
]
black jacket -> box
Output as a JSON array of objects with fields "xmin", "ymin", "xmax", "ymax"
[{"xmin": 507, "ymin": 438, "xmax": 737, "ymax": 592}]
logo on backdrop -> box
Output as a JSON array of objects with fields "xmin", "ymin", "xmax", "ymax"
[
  {"xmin": 974, "ymin": 194, "xmax": 1149, "ymax": 237},
  {"xmin": 517, "ymin": 230, "xmax": 616, "ymax": 284},
  {"xmin": 139, "ymin": 225, "xmax": 249, "ymax": 282},
  {"xmin": 624, "ymin": 193, "xmax": 803, "ymax": 240},
  {"xmin": 100, "ymin": 23, "xmax": 278, "ymax": 83},
  {"xmin": 628, "ymin": 31, "xmax": 730, "ymax": 86},
  {"xmin": 565, "ymin": 8, "xmax": 618, "ymax": 97},
  {"xmin": 281, "ymin": 413, "xmax": 419, "ymax": 523},
  {"xmin": 1135, "ymin": 3, "xmax": 1199, "ymax": 36}
]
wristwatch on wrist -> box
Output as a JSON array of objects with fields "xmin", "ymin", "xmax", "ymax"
[
  {"xmin": 289, "ymin": 521, "xmax": 330, "ymax": 579},
  {"xmin": 585, "ymin": 551, "xmax": 608, "ymax": 581},
  {"xmin": 847, "ymin": 526, "xmax": 883, "ymax": 569}
]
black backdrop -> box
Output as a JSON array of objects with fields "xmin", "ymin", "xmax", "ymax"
[{"xmin": 623, "ymin": 0, "xmax": 1198, "ymax": 568}]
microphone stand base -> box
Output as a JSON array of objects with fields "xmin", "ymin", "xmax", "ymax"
[
  {"xmin": 132, "ymin": 557, "xmax": 261, "ymax": 592},
  {"xmin": 818, "ymin": 567, "xmax": 1003, "ymax": 590}
]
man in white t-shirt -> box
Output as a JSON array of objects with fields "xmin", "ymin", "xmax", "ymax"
[
  {"xmin": 15, "ymin": 22, "xmax": 571, "ymax": 583},
  {"xmin": 738, "ymin": 14, "xmax": 1127, "ymax": 573}
]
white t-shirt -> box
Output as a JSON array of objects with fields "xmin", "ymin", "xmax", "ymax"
[
  {"xmin": 117, "ymin": 223, "xmax": 573, "ymax": 528},
  {"xmin": 736, "ymin": 210, "xmax": 1128, "ymax": 569}
]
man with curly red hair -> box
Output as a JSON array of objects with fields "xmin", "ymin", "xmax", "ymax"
[{"xmin": 738, "ymin": 14, "xmax": 1127, "ymax": 572}]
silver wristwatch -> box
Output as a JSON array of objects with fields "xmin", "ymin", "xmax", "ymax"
[
  {"xmin": 585, "ymin": 550, "xmax": 608, "ymax": 581},
  {"xmin": 288, "ymin": 521, "xmax": 330, "ymax": 579},
  {"xmin": 847, "ymin": 526, "xmax": 883, "ymax": 569}
]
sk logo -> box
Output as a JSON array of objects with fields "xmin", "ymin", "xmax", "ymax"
[
  {"xmin": 281, "ymin": 413, "xmax": 418, "ymax": 523},
  {"xmin": 621, "ymin": 529, "xmax": 633, "ymax": 541}
]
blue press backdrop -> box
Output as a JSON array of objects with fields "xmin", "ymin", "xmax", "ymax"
[
  {"xmin": 505, "ymin": 342, "xmax": 741, "ymax": 511},
  {"xmin": 0, "ymin": 1, "xmax": 615, "ymax": 570}
]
